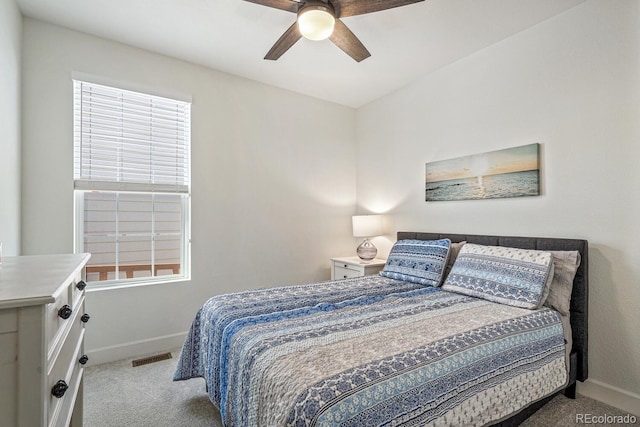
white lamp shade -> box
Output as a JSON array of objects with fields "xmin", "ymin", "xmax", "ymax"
[
  {"xmin": 352, "ymin": 215, "xmax": 383, "ymax": 237},
  {"xmin": 298, "ymin": 8, "xmax": 335, "ymax": 40}
]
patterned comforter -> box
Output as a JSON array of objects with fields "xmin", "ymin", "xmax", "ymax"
[{"xmin": 174, "ymin": 275, "xmax": 567, "ymax": 426}]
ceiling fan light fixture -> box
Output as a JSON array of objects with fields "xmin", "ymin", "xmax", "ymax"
[{"xmin": 297, "ymin": 5, "xmax": 335, "ymax": 41}]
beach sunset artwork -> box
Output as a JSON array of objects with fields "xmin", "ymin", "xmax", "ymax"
[{"xmin": 425, "ymin": 143, "xmax": 540, "ymax": 202}]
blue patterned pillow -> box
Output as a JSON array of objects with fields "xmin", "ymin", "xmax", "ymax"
[
  {"xmin": 442, "ymin": 243, "xmax": 555, "ymax": 309},
  {"xmin": 380, "ymin": 239, "xmax": 451, "ymax": 286}
]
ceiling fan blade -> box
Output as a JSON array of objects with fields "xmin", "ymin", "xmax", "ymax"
[
  {"xmin": 329, "ymin": 19, "xmax": 371, "ymax": 62},
  {"xmin": 243, "ymin": 0, "xmax": 299, "ymax": 13},
  {"xmin": 337, "ymin": 0, "xmax": 424, "ymax": 17},
  {"xmin": 264, "ymin": 21, "xmax": 302, "ymax": 60}
]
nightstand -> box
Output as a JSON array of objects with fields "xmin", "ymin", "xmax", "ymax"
[{"xmin": 330, "ymin": 256, "xmax": 387, "ymax": 280}]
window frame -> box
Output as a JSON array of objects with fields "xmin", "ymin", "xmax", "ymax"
[{"xmin": 72, "ymin": 79, "xmax": 191, "ymax": 289}]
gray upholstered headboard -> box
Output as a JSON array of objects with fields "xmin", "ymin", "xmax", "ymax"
[{"xmin": 397, "ymin": 231, "xmax": 588, "ymax": 383}]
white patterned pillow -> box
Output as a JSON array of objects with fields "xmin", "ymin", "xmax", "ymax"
[
  {"xmin": 442, "ymin": 243, "xmax": 555, "ymax": 309},
  {"xmin": 380, "ymin": 239, "xmax": 451, "ymax": 286}
]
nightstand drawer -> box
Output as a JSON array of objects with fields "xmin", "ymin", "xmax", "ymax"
[
  {"xmin": 334, "ymin": 265, "xmax": 363, "ymax": 279},
  {"xmin": 330, "ymin": 257, "xmax": 386, "ymax": 280}
]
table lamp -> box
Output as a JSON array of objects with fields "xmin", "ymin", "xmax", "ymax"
[{"xmin": 352, "ymin": 215, "xmax": 383, "ymax": 261}]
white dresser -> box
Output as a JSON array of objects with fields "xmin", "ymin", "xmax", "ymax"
[{"xmin": 0, "ymin": 253, "xmax": 90, "ymax": 427}]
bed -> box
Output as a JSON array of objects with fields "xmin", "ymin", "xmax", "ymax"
[{"xmin": 174, "ymin": 232, "xmax": 588, "ymax": 426}]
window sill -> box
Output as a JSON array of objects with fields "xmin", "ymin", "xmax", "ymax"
[{"xmin": 86, "ymin": 275, "xmax": 191, "ymax": 292}]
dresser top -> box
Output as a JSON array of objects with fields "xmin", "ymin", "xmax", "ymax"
[{"xmin": 0, "ymin": 253, "xmax": 91, "ymax": 309}]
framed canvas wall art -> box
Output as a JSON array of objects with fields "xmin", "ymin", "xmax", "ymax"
[{"xmin": 425, "ymin": 143, "xmax": 540, "ymax": 202}]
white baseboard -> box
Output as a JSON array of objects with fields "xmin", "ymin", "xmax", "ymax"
[
  {"xmin": 578, "ymin": 379, "xmax": 640, "ymax": 417},
  {"xmin": 86, "ymin": 332, "xmax": 188, "ymax": 366}
]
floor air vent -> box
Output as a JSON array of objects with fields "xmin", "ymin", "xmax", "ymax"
[{"xmin": 132, "ymin": 352, "xmax": 172, "ymax": 367}]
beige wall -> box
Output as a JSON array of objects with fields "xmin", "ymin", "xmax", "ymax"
[
  {"xmin": 0, "ymin": 0, "xmax": 21, "ymax": 256},
  {"xmin": 21, "ymin": 18, "xmax": 357, "ymax": 363},
  {"xmin": 15, "ymin": 0, "xmax": 640, "ymax": 415},
  {"xmin": 356, "ymin": 0, "xmax": 640, "ymax": 414}
]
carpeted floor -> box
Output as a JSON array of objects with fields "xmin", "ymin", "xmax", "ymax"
[{"xmin": 84, "ymin": 349, "xmax": 634, "ymax": 427}]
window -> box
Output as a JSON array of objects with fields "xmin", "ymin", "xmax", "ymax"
[{"xmin": 73, "ymin": 80, "xmax": 191, "ymax": 286}]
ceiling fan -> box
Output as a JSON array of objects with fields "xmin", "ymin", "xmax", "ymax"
[{"xmin": 244, "ymin": 0, "xmax": 425, "ymax": 62}]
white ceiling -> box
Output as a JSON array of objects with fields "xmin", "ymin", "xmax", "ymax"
[{"xmin": 16, "ymin": 0, "xmax": 585, "ymax": 108}]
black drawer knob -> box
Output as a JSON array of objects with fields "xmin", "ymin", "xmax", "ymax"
[
  {"xmin": 79, "ymin": 354, "xmax": 89, "ymax": 365},
  {"xmin": 58, "ymin": 305, "xmax": 72, "ymax": 320},
  {"xmin": 76, "ymin": 281, "xmax": 87, "ymax": 291},
  {"xmin": 52, "ymin": 380, "xmax": 68, "ymax": 398},
  {"xmin": 80, "ymin": 313, "xmax": 91, "ymax": 323}
]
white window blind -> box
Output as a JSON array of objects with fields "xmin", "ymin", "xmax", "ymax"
[
  {"xmin": 73, "ymin": 80, "xmax": 190, "ymax": 193},
  {"xmin": 73, "ymin": 80, "xmax": 191, "ymax": 285}
]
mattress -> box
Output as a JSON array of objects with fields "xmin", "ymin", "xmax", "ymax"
[{"xmin": 174, "ymin": 275, "xmax": 568, "ymax": 426}]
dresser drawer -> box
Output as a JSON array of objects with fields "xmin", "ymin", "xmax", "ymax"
[
  {"xmin": 46, "ymin": 270, "xmax": 84, "ymax": 357},
  {"xmin": 68, "ymin": 274, "xmax": 87, "ymax": 313},
  {"xmin": 48, "ymin": 301, "xmax": 86, "ymax": 427}
]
